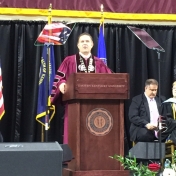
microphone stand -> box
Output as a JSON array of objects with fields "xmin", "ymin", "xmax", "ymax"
[{"xmin": 153, "ymin": 47, "xmax": 162, "ymax": 172}]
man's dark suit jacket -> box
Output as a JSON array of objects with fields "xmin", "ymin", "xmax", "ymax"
[{"xmin": 129, "ymin": 93, "xmax": 165, "ymax": 142}]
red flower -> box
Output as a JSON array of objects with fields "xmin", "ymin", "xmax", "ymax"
[{"xmin": 148, "ymin": 163, "xmax": 160, "ymax": 172}]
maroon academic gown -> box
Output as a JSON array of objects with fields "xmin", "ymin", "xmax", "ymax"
[{"xmin": 51, "ymin": 54, "xmax": 112, "ymax": 144}]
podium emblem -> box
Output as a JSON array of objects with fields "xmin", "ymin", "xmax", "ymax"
[{"xmin": 86, "ymin": 108, "xmax": 113, "ymax": 136}]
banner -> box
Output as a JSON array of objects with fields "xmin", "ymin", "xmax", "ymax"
[{"xmin": 36, "ymin": 45, "xmax": 55, "ymax": 127}]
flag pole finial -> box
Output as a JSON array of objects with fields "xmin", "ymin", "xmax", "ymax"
[
  {"xmin": 100, "ymin": 4, "xmax": 104, "ymax": 15},
  {"xmin": 100, "ymin": 4, "xmax": 104, "ymax": 24},
  {"xmin": 48, "ymin": 3, "xmax": 52, "ymax": 13},
  {"xmin": 48, "ymin": 4, "xmax": 52, "ymax": 24}
]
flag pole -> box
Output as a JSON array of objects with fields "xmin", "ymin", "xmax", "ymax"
[
  {"xmin": 44, "ymin": 3, "xmax": 52, "ymax": 142},
  {"xmin": 100, "ymin": 4, "xmax": 104, "ymax": 34}
]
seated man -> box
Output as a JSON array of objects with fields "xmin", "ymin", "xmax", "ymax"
[
  {"xmin": 129, "ymin": 79, "xmax": 165, "ymax": 142},
  {"xmin": 161, "ymin": 81, "xmax": 176, "ymax": 143},
  {"xmin": 162, "ymin": 81, "xmax": 176, "ymax": 119}
]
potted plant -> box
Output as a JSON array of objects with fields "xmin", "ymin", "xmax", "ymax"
[{"xmin": 110, "ymin": 154, "xmax": 160, "ymax": 176}]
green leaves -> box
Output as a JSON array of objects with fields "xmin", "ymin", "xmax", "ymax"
[
  {"xmin": 109, "ymin": 154, "xmax": 157, "ymax": 176},
  {"xmin": 172, "ymin": 150, "xmax": 176, "ymax": 163}
]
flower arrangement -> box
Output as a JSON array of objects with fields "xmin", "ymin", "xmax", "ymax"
[{"xmin": 110, "ymin": 154, "xmax": 160, "ymax": 176}]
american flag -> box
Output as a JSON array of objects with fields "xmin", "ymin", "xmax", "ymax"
[
  {"xmin": 0, "ymin": 65, "xmax": 4, "ymax": 120},
  {"xmin": 37, "ymin": 23, "xmax": 71, "ymax": 45}
]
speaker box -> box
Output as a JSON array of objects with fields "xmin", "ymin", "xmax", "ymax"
[
  {"xmin": 60, "ymin": 144, "xmax": 73, "ymax": 162},
  {"xmin": 129, "ymin": 142, "xmax": 165, "ymax": 159},
  {"xmin": 0, "ymin": 142, "xmax": 63, "ymax": 176}
]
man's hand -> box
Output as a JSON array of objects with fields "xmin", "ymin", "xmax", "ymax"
[
  {"xmin": 59, "ymin": 83, "xmax": 66, "ymax": 94},
  {"xmin": 145, "ymin": 123, "xmax": 157, "ymax": 130}
]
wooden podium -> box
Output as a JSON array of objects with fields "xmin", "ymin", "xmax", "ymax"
[{"xmin": 63, "ymin": 73, "xmax": 130, "ymax": 176}]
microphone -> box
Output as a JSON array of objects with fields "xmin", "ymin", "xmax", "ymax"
[
  {"xmin": 158, "ymin": 115, "xmax": 168, "ymax": 133},
  {"xmin": 153, "ymin": 47, "xmax": 165, "ymax": 52}
]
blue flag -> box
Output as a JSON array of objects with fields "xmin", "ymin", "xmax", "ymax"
[
  {"xmin": 97, "ymin": 24, "xmax": 107, "ymax": 65},
  {"xmin": 36, "ymin": 44, "xmax": 55, "ymax": 127}
]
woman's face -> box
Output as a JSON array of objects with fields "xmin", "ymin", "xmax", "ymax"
[{"xmin": 172, "ymin": 84, "xmax": 176, "ymax": 98}]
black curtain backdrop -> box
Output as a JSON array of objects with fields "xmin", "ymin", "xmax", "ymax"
[{"xmin": 0, "ymin": 21, "xmax": 176, "ymax": 155}]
